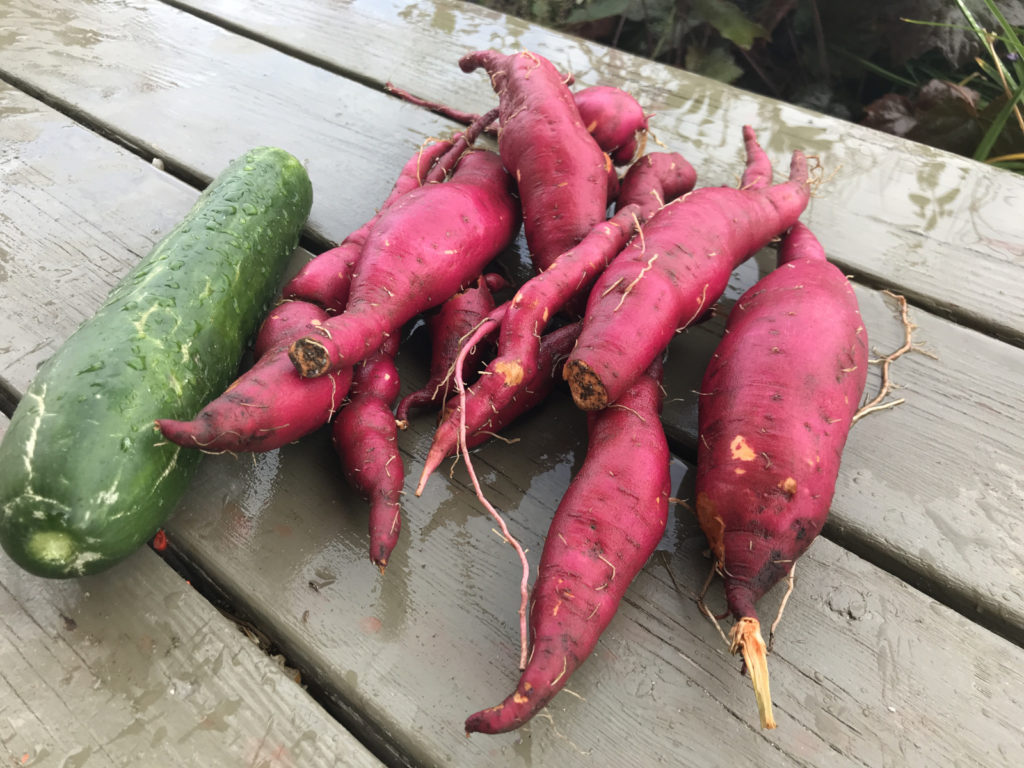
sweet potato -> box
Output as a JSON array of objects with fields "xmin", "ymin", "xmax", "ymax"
[
  {"xmin": 459, "ymin": 49, "xmax": 612, "ymax": 271},
  {"xmin": 465, "ymin": 355, "xmax": 670, "ymax": 734},
  {"xmin": 284, "ymin": 138, "xmax": 454, "ymax": 312},
  {"xmin": 288, "ymin": 149, "xmax": 519, "ymax": 378},
  {"xmin": 694, "ymin": 222, "xmax": 868, "ymax": 729},
  {"xmin": 615, "ymin": 152, "xmax": 698, "ymax": 221},
  {"xmin": 158, "ymin": 299, "xmax": 351, "ymax": 452},
  {"xmin": 384, "ymin": 81, "xmax": 648, "ymax": 166},
  {"xmin": 332, "ymin": 335, "xmax": 404, "ymax": 568},
  {"xmin": 395, "ymin": 272, "xmax": 507, "ymax": 426},
  {"xmin": 572, "ymin": 85, "xmax": 649, "ymax": 165},
  {"xmin": 564, "ymin": 127, "xmax": 811, "ymax": 411}
]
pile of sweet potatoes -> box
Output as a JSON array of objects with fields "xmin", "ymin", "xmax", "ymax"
[{"xmin": 157, "ymin": 48, "xmax": 868, "ymax": 734}]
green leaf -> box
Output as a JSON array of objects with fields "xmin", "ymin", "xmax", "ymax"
[
  {"xmin": 691, "ymin": 0, "xmax": 768, "ymax": 50},
  {"xmin": 566, "ymin": 0, "xmax": 633, "ymax": 24},
  {"xmin": 685, "ymin": 44, "xmax": 745, "ymax": 83},
  {"xmin": 981, "ymin": 0, "xmax": 1024, "ymax": 62},
  {"xmin": 974, "ymin": 77, "xmax": 1024, "ymax": 161}
]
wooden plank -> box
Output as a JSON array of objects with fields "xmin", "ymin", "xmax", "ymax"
[
  {"xmin": 149, "ymin": 0, "xmax": 1024, "ymax": 641},
  {"xmin": 0, "ymin": 7, "xmax": 1023, "ymax": 766},
  {"xmin": 0, "ymin": 0, "xmax": 458, "ymax": 249},
  {"xmin": 161, "ymin": 0, "xmax": 1024, "ymax": 348},
  {"xmin": 0, "ymin": 83, "xmax": 203, "ymax": 391},
  {"xmin": 0, "ymin": 422, "xmax": 384, "ymax": 767}
]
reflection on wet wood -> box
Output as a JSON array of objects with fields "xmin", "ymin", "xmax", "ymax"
[{"xmin": 0, "ymin": 529, "xmax": 383, "ymax": 767}]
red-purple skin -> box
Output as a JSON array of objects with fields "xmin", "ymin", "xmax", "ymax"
[
  {"xmin": 573, "ymin": 85, "xmax": 649, "ymax": 166},
  {"xmin": 460, "ymin": 49, "xmax": 611, "ymax": 272},
  {"xmin": 283, "ymin": 139, "xmax": 454, "ymax": 313},
  {"xmin": 332, "ymin": 336, "xmax": 403, "ymax": 568},
  {"xmin": 465, "ymin": 356, "xmax": 670, "ymax": 734},
  {"xmin": 564, "ymin": 129, "xmax": 811, "ymax": 411},
  {"xmin": 695, "ymin": 222, "xmax": 869, "ymax": 620},
  {"xmin": 288, "ymin": 149, "xmax": 519, "ymax": 377}
]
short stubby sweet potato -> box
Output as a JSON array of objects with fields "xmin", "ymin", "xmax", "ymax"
[{"xmin": 572, "ymin": 84, "xmax": 649, "ymax": 165}]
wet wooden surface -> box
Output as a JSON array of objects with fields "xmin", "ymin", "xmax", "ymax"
[
  {"xmin": 2, "ymin": 0, "xmax": 1024, "ymax": 766},
  {"xmin": 0, "ymin": 417, "xmax": 384, "ymax": 768}
]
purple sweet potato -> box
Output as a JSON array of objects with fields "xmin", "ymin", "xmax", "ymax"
[
  {"xmin": 563, "ymin": 127, "xmax": 811, "ymax": 411},
  {"xmin": 572, "ymin": 84, "xmax": 649, "ymax": 165},
  {"xmin": 283, "ymin": 139, "xmax": 455, "ymax": 312},
  {"xmin": 288, "ymin": 149, "xmax": 519, "ymax": 378},
  {"xmin": 332, "ymin": 335, "xmax": 404, "ymax": 569},
  {"xmin": 695, "ymin": 222, "xmax": 869, "ymax": 729},
  {"xmin": 465, "ymin": 355, "xmax": 670, "ymax": 733},
  {"xmin": 459, "ymin": 49, "xmax": 612, "ymax": 272}
]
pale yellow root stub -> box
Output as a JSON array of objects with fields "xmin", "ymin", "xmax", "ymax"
[{"xmin": 730, "ymin": 617, "xmax": 777, "ymax": 729}]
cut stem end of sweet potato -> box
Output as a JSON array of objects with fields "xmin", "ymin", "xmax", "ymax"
[
  {"xmin": 289, "ymin": 337, "xmax": 330, "ymax": 378},
  {"xmin": 730, "ymin": 616, "xmax": 777, "ymax": 729},
  {"xmin": 563, "ymin": 359, "xmax": 608, "ymax": 411}
]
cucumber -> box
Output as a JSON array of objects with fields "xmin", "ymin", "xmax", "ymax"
[{"xmin": 0, "ymin": 147, "xmax": 313, "ymax": 578}]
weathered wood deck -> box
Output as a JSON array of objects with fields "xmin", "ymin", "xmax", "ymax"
[{"xmin": 2, "ymin": 1, "xmax": 1023, "ymax": 765}]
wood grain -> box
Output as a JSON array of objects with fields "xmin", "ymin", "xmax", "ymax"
[
  {"xmin": 4, "ymin": 67, "xmax": 1023, "ymax": 649},
  {"xmin": 0, "ymin": 0, "xmax": 457, "ymax": 248},
  {"xmin": 0, "ymin": 463, "xmax": 383, "ymax": 767},
  {"xmin": 164, "ymin": 400, "xmax": 1024, "ymax": 768},
  {"xmin": 1, "ymin": 104, "xmax": 1022, "ymax": 760}
]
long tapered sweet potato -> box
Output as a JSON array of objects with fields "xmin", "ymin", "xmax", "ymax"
[
  {"xmin": 332, "ymin": 335, "xmax": 404, "ymax": 568},
  {"xmin": 288, "ymin": 149, "xmax": 519, "ymax": 378},
  {"xmin": 459, "ymin": 49, "xmax": 612, "ymax": 272},
  {"xmin": 395, "ymin": 272, "xmax": 507, "ymax": 425},
  {"xmin": 695, "ymin": 222, "xmax": 868, "ymax": 729},
  {"xmin": 157, "ymin": 301, "xmax": 351, "ymax": 452},
  {"xmin": 283, "ymin": 138, "xmax": 454, "ymax": 312},
  {"xmin": 564, "ymin": 127, "xmax": 811, "ymax": 411},
  {"xmin": 465, "ymin": 355, "xmax": 670, "ymax": 734}
]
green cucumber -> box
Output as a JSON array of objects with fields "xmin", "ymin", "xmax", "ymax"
[{"xmin": 0, "ymin": 147, "xmax": 313, "ymax": 578}]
